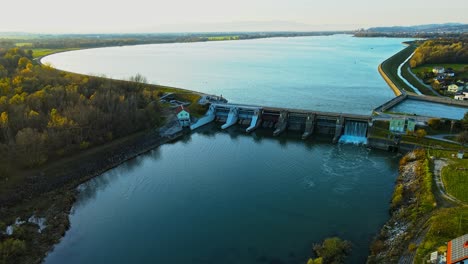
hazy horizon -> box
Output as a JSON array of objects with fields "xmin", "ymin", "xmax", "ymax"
[{"xmin": 1, "ymin": 0, "xmax": 467, "ymax": 34}]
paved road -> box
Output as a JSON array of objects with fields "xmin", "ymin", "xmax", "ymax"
[{"xmin": 426, "ymin": 134, "xmax": 461, "ymax": 145}]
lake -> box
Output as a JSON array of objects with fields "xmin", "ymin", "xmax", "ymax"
[
  {"xmin": 44, "ymin": 126, "xmax": 399, "ymax": 264},
  {"xmin": 42, "ymin": 34, "xmax": 412, "ymax": 115}
]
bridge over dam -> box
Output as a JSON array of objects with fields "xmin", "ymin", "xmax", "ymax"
[{"xmin": 190, "ymin": 103, "xmax": 371, "ymax": 143}]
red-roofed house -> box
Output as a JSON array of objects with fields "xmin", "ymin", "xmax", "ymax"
[
  {"xmin": 447, "ymin": 234, "xmax": 468, "ymax": 264},
  {"xmin": 176, "ymin": 105, "xmax": 191, "ymax": 127}
]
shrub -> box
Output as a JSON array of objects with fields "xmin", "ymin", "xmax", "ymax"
[
  {"xmin": 391, "ymin": 184, "xmax": 404, "ymax": 209},
  {"xmin": 415, "ymin": 129, "xmax": 427, "ymax": 139},
  {"xmin": 312, "ymin": 237, "xmax": 352, "ymax": 264},
  {"xmin": 79, "ymin": 141, "xmax": 90, "ymax": 149},
  {"xmin": 428, "ymin": 119, "xmax": 441, "ymax": 130},
  {"xmin": 408, "ymin": 243, "xmax": 417, "ymax": 252}
]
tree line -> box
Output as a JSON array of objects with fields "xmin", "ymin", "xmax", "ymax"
[
  {"xmin": 0, "ymin": 32, "xmax": 345, "ymax": 50},
  {"xmin": 409, "ymin": 38, "xmax": 468, "ymax": 68},
  {"xmin": 0, "ymin": 47, "xmax": 163, "ymax": 170}
]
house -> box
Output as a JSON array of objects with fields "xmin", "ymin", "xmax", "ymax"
[
  {"xmin": 433, "ymin": 66, "xmax": 445, "ymax": 74},
  {"xmin": 456, "ymin": 81, "xmax": 466, "ymax": 90},
  {"xmin": 389, "ymin": 118, "xmax": 416, "ymax": 133},
  {"xmin": 448, "ymin": 84, "xmax": 461, "ymax": 93},
  {"xmin": 445, "ymin": 69, "xmax": 456, "ymax": 77},
  {"xmin": 175, "ymin": 105, "xmax": 191, "ymax": 127},
  {"xmin": 430, "ymin": 251, "xmax": 438, "ymax": 264},
  {"xmin": 454, "ymin": 92, "xmax": 468, "ymax": 101},
  {"xmin": 447, "ymin": 234, "xmax": 468, "ymax": 264}
]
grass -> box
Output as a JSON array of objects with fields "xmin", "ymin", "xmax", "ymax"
[
  {"xmin": 207, "ymin": 36, "xmax": 239, "ymax": 41},
  {"xmin": 15, "ymin": 42, "xmax": 33, "ymax": 47},
  {"xmin": 414, "ymin": 207, "xmax": 468, "ymax": 264},
  {"xmin": 441, "ymin": 157, "xmax": 468, "ymax": 203},
  {"xmin": 401, "ymin": 135, "xmax": 463, "ymax": 150},
  {"xmin": 411, "ymin": 63, "xmax": 468, "ymax": 82},
  {"xmin": 30, "ymin": 48, "xmax": 79, "ymax": 58},
  {"xmin": 443, "ymin": 135, "xmax": 457, "ymax": 141},
  {"xmin": 380, "ymin": 45, "xmax": 417, "ymax": 93},
  {"xmin": 412, "ymin": 63, "xmax": 468, "ymax": 76},
  {"xmin": 400, "ymin": 62, "xmax": 438, "ymax": 96}
]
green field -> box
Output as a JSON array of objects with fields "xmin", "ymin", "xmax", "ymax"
[
  {"xmin": 442, "ymin": 158, "xmax": 468, "ymax": 203},
  {"xmin": 207, "ymin": 36, "xmax": 240, "ymax": 41},
  {"xmin": 31, "ymin": 48, "xmax": 78, "ymax": 58},
  {"xmin": 15, "ymin": 42, "xmax": 33, "ymax": 47},
  {"xmin": 381, "ymin": 45, "xmax": 417, "ymax": 93}
]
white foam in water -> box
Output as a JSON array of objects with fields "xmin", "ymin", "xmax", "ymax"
[
  {"xmin": 339, "ymin": 135, "xmax": 368, "ymax": 145},
  {"xmin": 339, "ymin": 121, "xmax": 368, "ymax": 145}
]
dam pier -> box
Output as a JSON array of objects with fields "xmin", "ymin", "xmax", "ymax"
[{"xmin": 190, "ymin": 103, "xmax": 371, "ymax": 144}]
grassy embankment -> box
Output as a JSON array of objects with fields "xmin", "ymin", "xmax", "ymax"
[
  {"xmin": 412, "ymin": 148, "xmax": 468, "ymax": 263},
  {"xmin": 368, "ymin": 149, "xmax": 436, "ymax": 263},
  {"xmin": 400, "ymin": 63, "xmax": 438, "ymax": 96},
  {"xmin": 379, "ymin": 42, "xmax": 442, "ymax": 96},
  {"xmin": 369, "ymin": 149, "xmax": 468, "ymax": 263},
  {"xmin": 380, "ymin": 45, "xmax": 417, "ymax": 94}
]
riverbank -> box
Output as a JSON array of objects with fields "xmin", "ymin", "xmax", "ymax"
[
  {"xmin": 1, "ymin": 112, "xmax": 188, "ymax": 263},
  {"xmin": 367, "ymin": 149, "xmax": 468, "ymax": 264},
  {"xmin": 367, "ymin": 149, "xmax": 436, "ymax": 263}
]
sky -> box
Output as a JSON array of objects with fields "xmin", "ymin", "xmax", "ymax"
[{"xmin": 2, "ymin": 0, "xmax": 467, "ymax": 33}]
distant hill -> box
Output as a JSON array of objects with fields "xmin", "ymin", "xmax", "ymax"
[{"xmin": 364, "ymin": 23, "xmax": 468, "ymax": 33}]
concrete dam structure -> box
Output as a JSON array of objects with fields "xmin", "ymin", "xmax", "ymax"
[{"xmin": 191, "ymin": 103, "xmax": 371, "ymax": 143}]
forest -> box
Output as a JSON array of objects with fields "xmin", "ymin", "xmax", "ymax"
[
  {"xmin": 0, "ymin": 47, "xmax": 163, "ymax": 171},
  {"xmin": 409, "ymin": 38, "xmax": 468, "ymax": 68}
]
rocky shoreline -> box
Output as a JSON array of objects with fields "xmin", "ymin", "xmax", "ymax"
[{"xmin": 367, "ymin": 149, "xmax": 436, "ymax": 264}]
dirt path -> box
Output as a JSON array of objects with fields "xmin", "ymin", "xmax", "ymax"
[{"xmin": 433, "ymin": 159, "xmax": 467, "ymax": 207}]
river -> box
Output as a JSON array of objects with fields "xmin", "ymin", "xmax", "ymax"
[{"xmin": 44, "ymin": 126, "xmax": 399, "ymax": 264}]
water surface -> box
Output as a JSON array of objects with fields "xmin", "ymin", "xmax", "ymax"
[
  {"xmin": 42, "ymin": 35, "xmax": 412, "ymax": 114},
  {"xmin": 391, "ymin": 99, "xmax": 467, "ymax": 119},
  {"xmin": 45, "ymin": 126, "xmax": 399, "ymax": 264}
]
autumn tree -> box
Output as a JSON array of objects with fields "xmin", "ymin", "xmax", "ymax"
[
  {"xmin": 15, "ymin": 128, "xmax": 48, "ymax": 167},
  {"xmin": 309, "ymin": 237, "xmax": 352, "ymax": 264},
  {"xmin": 0, "ymin": 238, "xmax": 26, "ymax": 264}
]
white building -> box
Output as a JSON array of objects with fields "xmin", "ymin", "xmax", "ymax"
[
  {"xmin": 454, "ymin": 91, "xmax": 468, "ymax": 101},
  {"xmin": 447, "ymin": 84, "xmax": 461, "ymax": 93},
  {"xmin": 175, "ymin": 105, "xmax": 191, "ymax": 127},
  {"xmin": 433, "ymin": 66, "xmax": 445, "ymax": 74}
]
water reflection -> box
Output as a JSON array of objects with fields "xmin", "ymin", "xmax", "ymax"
[{"xmin": 48, "ymin": 123, "xmax": 399, "ymax": 264}]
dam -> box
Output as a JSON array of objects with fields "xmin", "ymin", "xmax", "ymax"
[{"xmin": 190, "ymin": 103, "xmax": 371, "ymax": 144}]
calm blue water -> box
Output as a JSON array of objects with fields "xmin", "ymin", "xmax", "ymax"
[
  {"xmin": 42, "ymin": 35, "xmax": 412, "ymax": 114},
  {"xmin": 392, "ymin": 100, "xmax": 467, "ymax": 120},
  {"xmin": 44, "ymin": 126, "xmax": 399, "ymax": 264}
]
